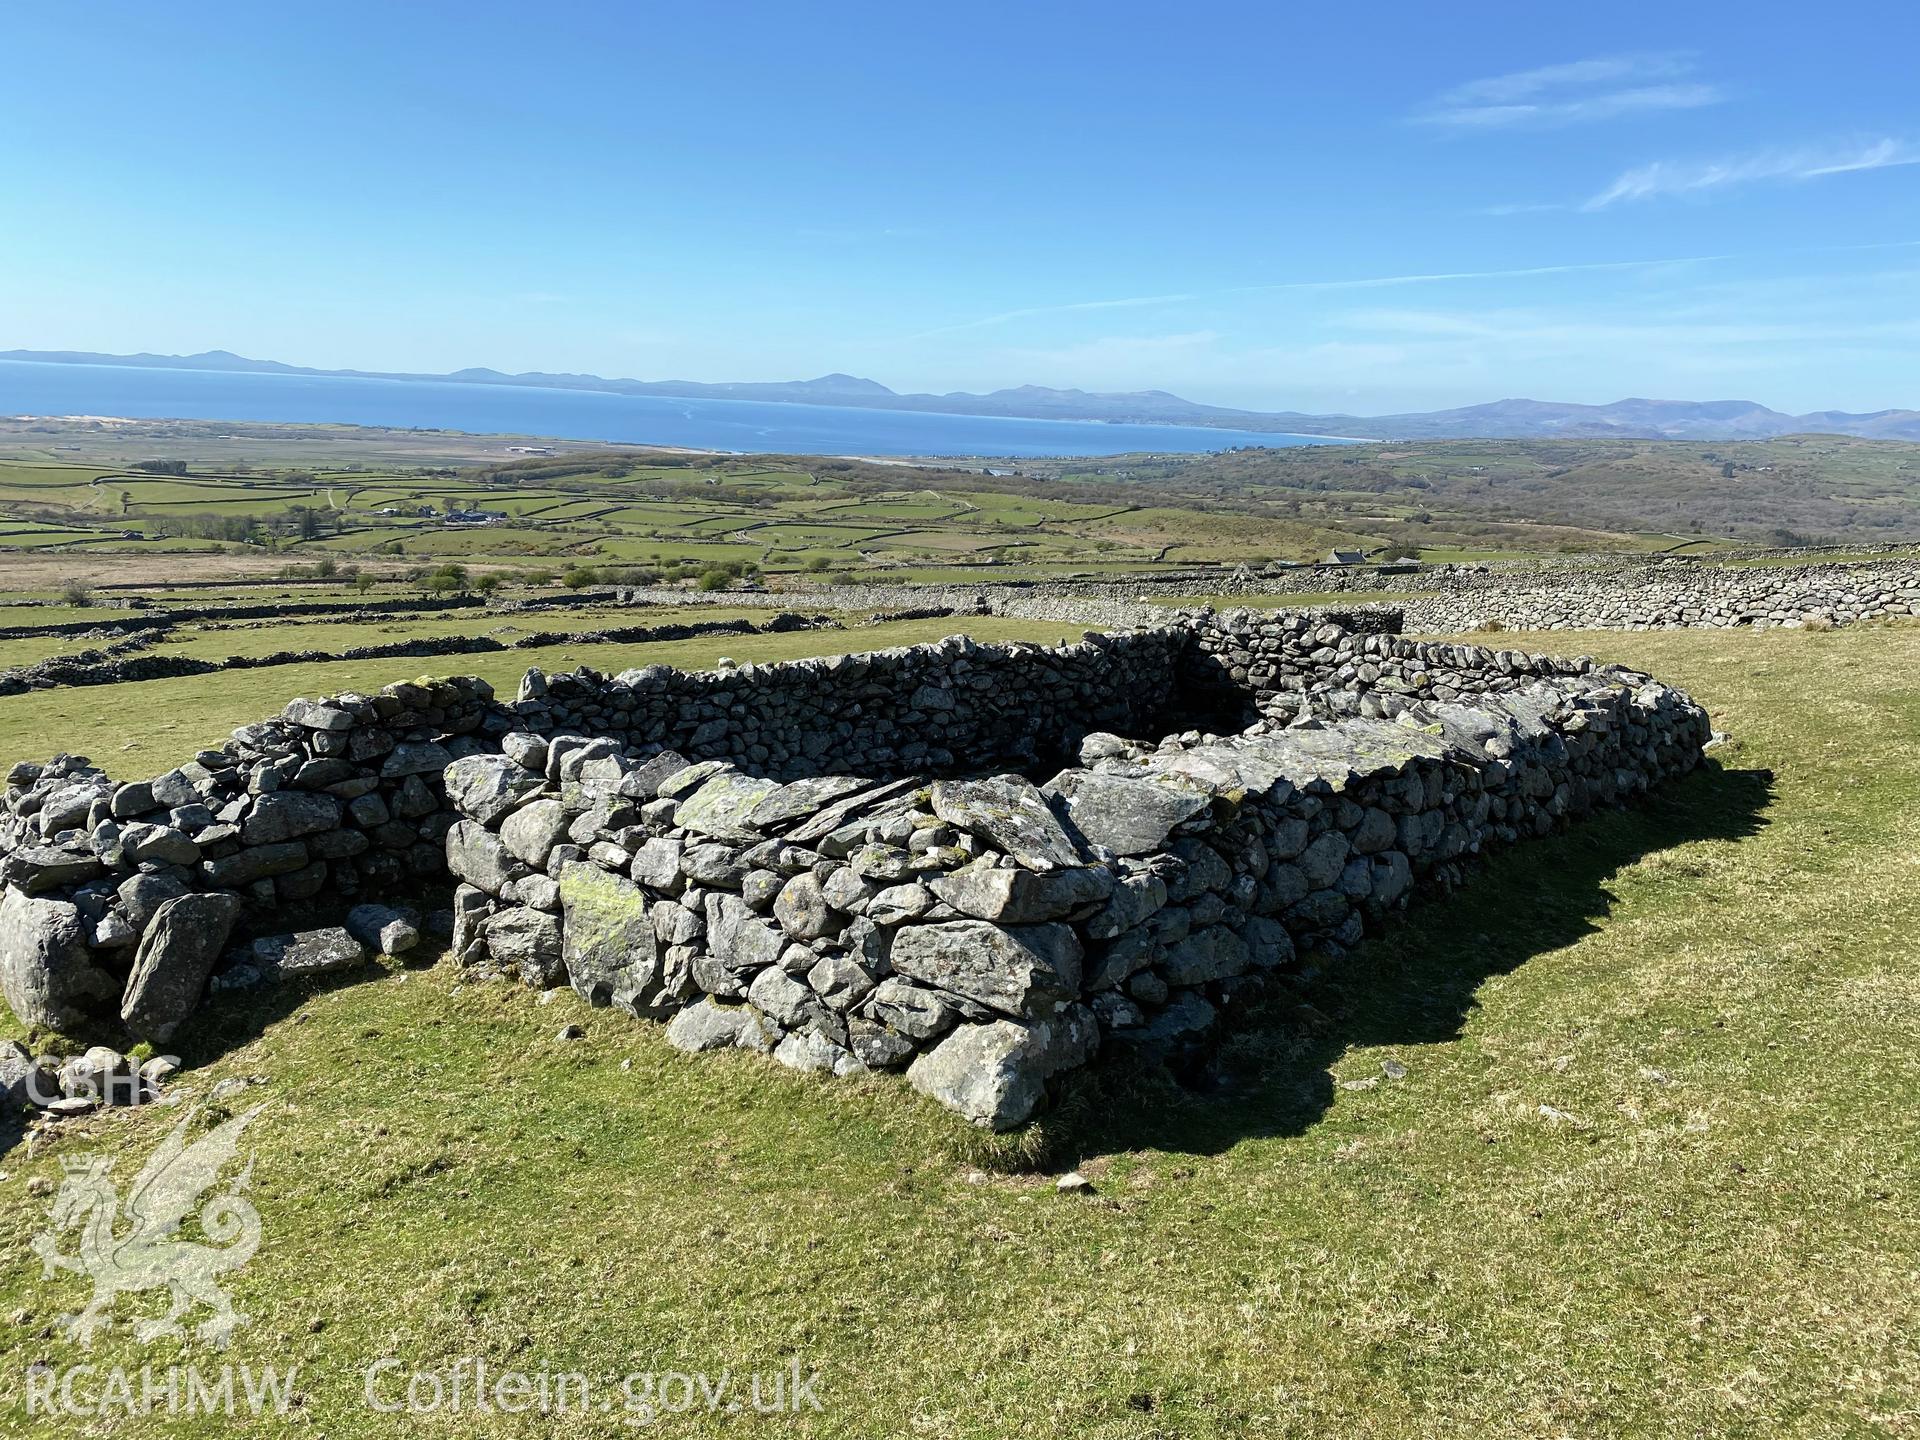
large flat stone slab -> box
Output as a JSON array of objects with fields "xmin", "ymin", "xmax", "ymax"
[
  {"xmin": 1043, "ymin": 770, "xmax": 1212, "ymax": 856},
  {"xmin": 889, "ymin": 919, "xmax": 1082, "ymax": 1018},
  {"xmin": 930, "ymin": 776, "xmax": 1083, "ymax": 871},
  {"xmin": 121, "ymin": 892, "xmax": 244, "ymax": 1042}
]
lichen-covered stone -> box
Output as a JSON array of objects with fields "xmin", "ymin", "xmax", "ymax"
[
  {"xmin": 346, "ymin": 903, "xmax": 422, "ymax": 956},
  {"xmin": 484, "ymin": 906, "xmax": 565, "ymax": 988},
  {"xmin": 444, "ymin": 754, "xmax": 543, "ymax": 825},
  {"xmin": 867, "ymin": 881, "xmax": 934, "ymax": 926},
  {"xmin": 747, "ymin": 965, "xmax": 827, "ymax": 1030},
  {"xmin": 0, "ymin": 889, "xmax": 117, "ymax": 1029},
  {"xmin": 1043, "ymin": 770, "xmax": 1212, "ymax": 855},
  {"xmin": 446, "ymin": 820, "xmax": 520, "ymax": 897},
  {"xmin": 673, "ymin": 772, "xmax": 783, "ymax": 841},
  {"xmin": 558, "ymin": 864, "xmax": 659, "ymax": 1012},
  {"xmin": 501, "ymin": 799, "xmax": 569, "ymax": 868},
  {"xmin": 121, "ymin": 892, "xmax": 244, "ymax": 1041},
  {"xmin": 240, "ymin": 791, "xmax": 341, "ymax": 845},
  {"xmin": 888, "ymin": 920, "xmax": 1082, "ymax": 1018},
  {"xmin": 928, "ymin": 862, "xmax": 1113, "ymax": 924},
  {"xmin": 930, "ymin": 776, "xmax": 1084, "ymax": 871},
  {"xmin": 252, "ymin": 926, "xmax": 369, "ymax": 978},
  {"xmin": 859, "ymin": 976, "xmax": 957, "ymax": 1040},
  {"xmin": 704, "ymin": 892, "xmax": 785, "ymax": 973},
  {"xmin": 748, "ymin": 774, "xmax": 872, "ymax": 830},
  {"xmin": 772, "ymin": 873, "xmax": 840, "ymax": 940},
  {"xmin": 666, "ymin": 999, "xmax": 780, "ymax": 1053},
  {"xmin": 1159, "ymin": 925, "xmax": 1251, "ymax": 986},
  {"xmin": 907, "ymin": 1007, "xmax": 1099, "ymax": 1129}
]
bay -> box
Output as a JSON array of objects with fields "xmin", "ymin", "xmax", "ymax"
[{"xmin": 0, "ymin": 359, "xmax": 1351, "ymax": 459}]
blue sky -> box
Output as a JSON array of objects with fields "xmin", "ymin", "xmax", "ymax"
[{"xmin": 3, "ymin": 1, "xmax": 1916, "ymax": 413}]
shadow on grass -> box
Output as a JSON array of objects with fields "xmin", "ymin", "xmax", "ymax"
[
  {"xmin": 1027, "ymin": 759, "xmax": 1775, "ymax": 1167},
  {"xmin": 6, "ymin": 763, "xmax": 1773, "ymax": 1173}
]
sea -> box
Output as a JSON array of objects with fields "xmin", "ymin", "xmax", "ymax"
[{"xmin": 0, "ymin": 359, "xmax": 1352, "ymax": 459}]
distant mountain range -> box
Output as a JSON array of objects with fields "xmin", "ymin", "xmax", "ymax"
[{"xmin": 5, "ymin": 347, "xmax": 1918, "ymax": 443}]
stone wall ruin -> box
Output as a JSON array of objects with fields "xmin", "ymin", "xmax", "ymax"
[{"xmin": 0, "ymin": 613, "xmax": 1710, "ymax": 1129}]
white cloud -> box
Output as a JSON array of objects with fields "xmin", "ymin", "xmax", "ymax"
[
  {"xmin": 1330, "ymin": 302, "xmax": 1920, "ymax": 352},
  {"xmin": 1263, "ymin": 255, "xmax": 1730, "ymax": 293},
  {"xmin": 1417, "ymin": 53, "xmax": 1722, "ymax": 129},
  {"xmin": 994, "ymin": 330, "xmax": 1224, "ymax": 380},
  {"xmin": 1444, "ymin": 54, "xmax": 1691, "ymax": 105},
  {"xmin": 1585, "ymin": 138, "xmax": 1920, "ymax": 207},
  {"xmin": 912, "ymin": 254, "xmax": 1735, "ymax": 338},
  {"xmin": 912, "ymin": 292, "xmax": 1199, "ymax": 338}
]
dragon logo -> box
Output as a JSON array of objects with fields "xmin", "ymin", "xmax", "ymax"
[{"xmin": 30, "ymin": 1103, "xmax": 267, "ymax": 1348}]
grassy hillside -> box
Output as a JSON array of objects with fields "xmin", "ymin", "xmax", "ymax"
[
  {"xmin": 1077, "ymin": 435, "xmax": 1920, "ymax": 549},
  {"xmin": 2, "ymin": 623, "xmax": 1916, "ymax": 1435}
]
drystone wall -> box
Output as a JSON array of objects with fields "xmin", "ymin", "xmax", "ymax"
[
  {"xmin": 0, "ymin": 629, "xmax": 1182, "ymax": 1047},
  {"xmin": 0, "ymin": 613, "xmax": 1710, "ymax": 1129},
  {"xmin": 438, "ymin": 611, "xmax": 1707, "ymax": 1127},
  {"xmin": 611, "ymin": 555, "xmax": 1920, "ymax": 636},
  {"xmin": 518, "ymin": 628, "xmax": 1187, "ymax": 781},
  {"xmin": 1386, "ymin": 558, "xmax": 1920, "ymax": 632},
  {"xmin": 1185, "ymin": 609, "xmax": 1612, "ymax": 725},
  {"xmin": 0, "ymin": 612, "xmax": 837, "ymax": 697},
  {"xmin": 990, "ymin": 557, "xmax": 1920, "ymax": 633},
  {"xmin": 0, "ymin": 675, "xmax": 504, "ymax": 1044}
]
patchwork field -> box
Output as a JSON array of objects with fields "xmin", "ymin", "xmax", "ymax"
[
  {"xmin": 14, "ymin": 421, "xmax": 1917, "ymax": 594},
  {"xmin": 0, "ymin": 446, "xmax": 1317, "ymax": 582},
  {"xmin": 1, "ymin": 621, "xmax": 1916, "ymax": 1436},
  {"xmin": 1054, "ymin": 434, "xmax": 1920, "ymax": 552}
]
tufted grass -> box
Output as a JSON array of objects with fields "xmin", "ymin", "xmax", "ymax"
[{"xmin": 1, "ymin": 623, "xmax": 1918, "ymax": 1435}]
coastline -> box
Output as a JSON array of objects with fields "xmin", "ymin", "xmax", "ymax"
[
  {"xmin": 0, "ymin": 357, "xmax": 1360, "ymax": 448},
  {"xmin": 0, "ymin": 359, "xmax": 1346, "ymax": 459}
]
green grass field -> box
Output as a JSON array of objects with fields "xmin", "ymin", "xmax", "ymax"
[
  {"xmin": 135, "ymin": 604, "xmax": 770, "ymax": 663},
  {"xmin": 1, "ymin": 623, "xmax": 1916, "ymax": 1435}
]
